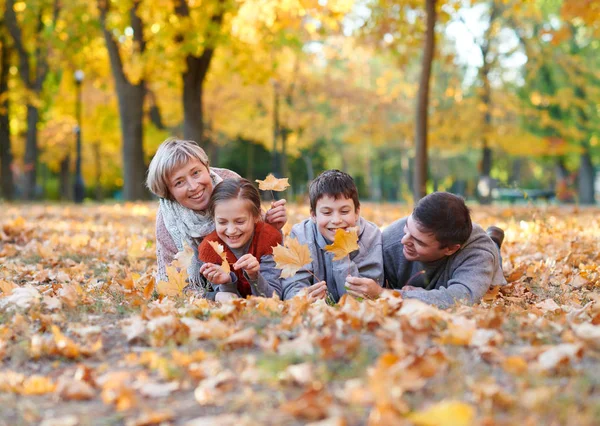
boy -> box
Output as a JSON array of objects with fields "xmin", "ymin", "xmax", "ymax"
[
  {"xmin": 381, "ymin": 191, "xmax": 506, "ymax": 308},
  {"xmin": 281, "ymin": 170, "xmax": 384, "ymax": 302}
]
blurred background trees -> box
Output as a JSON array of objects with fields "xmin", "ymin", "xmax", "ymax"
[{"xmin": 0, "ymin": 0, "xmax": 598, "ymax": 204}]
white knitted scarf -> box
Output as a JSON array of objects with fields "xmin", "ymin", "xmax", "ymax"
[{"xmin": 159, "ymin": 169, "xmax": 223, "ymax": 287}]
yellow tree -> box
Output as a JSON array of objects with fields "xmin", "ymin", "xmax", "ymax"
[{"xmin": 4, "ymin": 0, "xmax": 61, "ymax": 199}]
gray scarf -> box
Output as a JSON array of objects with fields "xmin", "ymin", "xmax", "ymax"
[{"xmin": 159, "ymin": 169, "xmax": 223, "ymax": 288}]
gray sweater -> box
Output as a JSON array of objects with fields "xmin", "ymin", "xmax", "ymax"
[
  {"xmin": 382, "ymin": 217, "xmax": 506, "ymax": 309},
  {"xmin": 282, "ymin": 217, "xmax": 384, "ymax": 302}
]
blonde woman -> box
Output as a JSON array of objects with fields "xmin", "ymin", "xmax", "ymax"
[{"xmin": 146, "ymin": 138, "xmax": 287, "ymax": 299}]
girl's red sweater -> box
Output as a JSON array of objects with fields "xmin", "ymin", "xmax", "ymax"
[{"xmin": 198, "ymin": 221, "xmax": 282, "ymax": 297}]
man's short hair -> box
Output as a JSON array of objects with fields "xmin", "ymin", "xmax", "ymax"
[
  {"xmin": 412, "ymin": 192, "xmax": 472, "ymax": 248},
  {"xmin": 309, "ymin": 170, "xmax": 360, "ymax": 213}
]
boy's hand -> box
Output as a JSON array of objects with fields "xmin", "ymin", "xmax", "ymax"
[
  {"xmin": 304, "ymin": 280, "xmax": 327, "ymax": 302},
  {"xmin": 234, "ymin": 254, "xmax": 260, "ymax": 280},
  {"xmin": 200, "ymin": 263, "xmax": 231, "ymax": 285},
  {"xmin": 215, "ymin": 291, "xmax": 239, "ymax": 303},
  {"xmin": 345, "ymin": 277, "xmax": 383, "ymax": 300},
  {"xmin": 265, "ymin": 199, "xmax": 287, "ymax": 230},
  {"xmin": 401, "ymin": 285, "xmax": 419, "ymax": 291}
]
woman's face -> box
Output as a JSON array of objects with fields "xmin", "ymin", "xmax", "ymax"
[{"xmin": 167, "ymin": 158, "xmax": 213, "ymax": 212}]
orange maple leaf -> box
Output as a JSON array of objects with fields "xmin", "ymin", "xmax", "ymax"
[
  {"xmin": 255, "ymin": 174, "xmax": 290, "ymax": 191},
  {"xmin": 325, "ymin": 228, "xmax": 359, "ymax": 261},
  {"xmin": 208, "ymin": 241, "xmax": 231, "ymax": 274},
  {"xmin": 273, "ymin": 237, "xmax": 312, "ymax": 279}
]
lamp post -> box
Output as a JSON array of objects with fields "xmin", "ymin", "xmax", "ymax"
[{"xmin": 73, "ymin": 70, "xmax": 84, "ymax": 203}]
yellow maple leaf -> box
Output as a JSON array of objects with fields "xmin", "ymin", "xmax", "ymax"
[
  {"xmin": 407, "ymin": 400, "xmax": 475, "ymax": 426},
  {"xmin": 273, "ymin": 237, "xmax": 312, "ymax": 279},
  {"xmin": 255, "ymin": 174, "xmax": 290, "ymax": 191},
  {"xmin": 172, "ymin": 242, "xmax": 195, "ymax": 270},
  {"xmin": 325, "ymin": 228, "xmax": 359, "ymax": 261},
  {"xmin": 208, "ymin": 240, "xmax": 231, "ymax": 274},
  {"xmin": 156, "ymin": 266, "xmax": 188, "ymax": 297}
]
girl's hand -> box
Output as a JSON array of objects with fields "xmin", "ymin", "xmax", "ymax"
[
  {"xmin": 234, "ymin": 254, "xmax": 260, "ymax": 280},
  {"xmin": 345, "ymin": 276, "xmax": 383, "ymax": 300},
  {"xmin": 215, "ymin": 291, "xmax": 239, "ymax": 303},
  {"xmin": 200, "ymin": 263, "xmax": 231, "ymax": 285},
  {"xmin": 265, "ymin": 199, "xmax": 287, "ymax": 230}
]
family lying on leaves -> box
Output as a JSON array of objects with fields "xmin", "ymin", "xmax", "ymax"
[{"xmin": 147, "ymin": 138, "xmax": 506, "ymax": 310}]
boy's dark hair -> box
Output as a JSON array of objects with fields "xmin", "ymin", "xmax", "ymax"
[
  {"xmin": 208, "ymin": 178, "xmax": 262, "ymax": 219},
  {"xmin": 412, "ymin": 192, "xmax": 472, "ymax": 248},
  {"xmin": 309, "ymin": 170, "xmax": 360, "ymax": 213}
]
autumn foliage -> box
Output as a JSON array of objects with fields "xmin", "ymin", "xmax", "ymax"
[{"xmin": 1, "ymin": 202, "xmax": 600, "ymax": 424}]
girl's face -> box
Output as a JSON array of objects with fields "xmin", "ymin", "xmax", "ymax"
[
  {"xmin": 167, "ymin": 159, "xmax": 213, "ymax": 212},
  {"xmin": 214, "ymin": 198, "xmax": 258, "ymax": 249}
]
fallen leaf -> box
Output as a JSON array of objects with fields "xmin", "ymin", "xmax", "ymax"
[
  {"xmin": 55, "ymin": 376, "xmax": 95, "ymax": 400},
  {"xmin": 537, "ymin": 343, "xmax": 583, "ymax": 371},
  {"xmin": 0, "ymin": 280, "xmax": 18, "ymax": 296},
  {"xmin": 156, "ymin": 266, "xmax": 188, "ymax": 297},
  {"xmin": 21, "ymin": 375, "xmax": 56, "ymax": 395},
  {"xmin": 173, "ymin": 242, "xmax": 195, "ymax": 270},
  {"xmin": 273, "ymin": 237, "xmax": 313, "ymax": 279},
  {"xmin": 535, "ymin": 298, "xmax": 561, "ymax": 313},
  {"xmin": 407, "ymin": 400, "xmax": 475, "ymax": 426},
  {"xmin": 324, "ymin": 228, "xmax": 359, "ymax": 261},
  {"xmin": 256, "ymin": 174, "xmax": 290, "ymax": 191},
  {"xmin": 280, "ymin": 386, "xmax": 333, "ymax": 421}
]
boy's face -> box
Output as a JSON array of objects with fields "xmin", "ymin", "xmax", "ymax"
[
  {"xmin": 400, "ymin": 215, "xmax": 460, "ymax": 263},
  {"xmin": 311, "ymin": 195, "xmax": 359, "ymax": 242}
]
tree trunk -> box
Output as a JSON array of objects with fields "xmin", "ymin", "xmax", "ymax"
[
  {"xmin": 509, "ymin": 157, "xmax": 522, "ymax": 185},
  {"xmin": 578, "ymin": 146, "xmax": 595, "ymax": 205},
  {"xmin": 174, "ymin": 0, "xmax": 224, "ymax": 159},
  {"xmin": 0, "ymin": 23, "xmax": 14, "ymax": 200},
  {"xmin": 272, "ymin": 85, "xmax": 280, "ymax": 176},
  {"xmin": 413, "ymin": 0, "xmax": 436, "ymax": 202},
  {"xmin": 59, "ymin": 154, "xmax": 71, "ymax": 200},
  {"xmin": 116, "ymin": 82, "xmax": 147, "ymax": 200},
  {"xmin": 99, "ymin": 0, "xmax": 149, "ymax": 200},
  {"xmin": 246, "ymin": 141, "xmax": 254, "ymax": 182},
  {"xmin": 23, "ymin": 105, "xmax": 39, "ymax": 199},
  {"xmin": 182, "ymin": 54, "xmax": 215, "ymax": 157}
]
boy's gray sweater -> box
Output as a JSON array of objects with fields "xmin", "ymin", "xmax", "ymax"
[
  {"xmin": 382, "ymin": 217, "xmax": 506, "ymax": 309},
  {"xmin": 282, "ymin": 217, "xmax": 384, "ymax": 301}
]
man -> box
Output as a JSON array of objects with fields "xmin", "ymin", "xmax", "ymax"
[{"xmin": 347, "ymin": 192, "xmax": 505, "ymax": 308}]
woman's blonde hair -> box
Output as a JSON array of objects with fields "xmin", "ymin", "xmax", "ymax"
[{"xmin": 146, "ymin": 138, "xmax": 210, "ymax": 199}]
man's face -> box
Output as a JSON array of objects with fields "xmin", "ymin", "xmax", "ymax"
[
  {"xmin": 401, "ymin": 215, "xmax": 460, "ymax": 262},
  {"xmin": 311, "ymin": 195, "xmax": 359, "ymax": 242}
]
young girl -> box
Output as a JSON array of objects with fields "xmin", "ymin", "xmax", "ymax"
[{"xmin": 198, "ymin": 179, "xmax": 283, "ymax": 299}]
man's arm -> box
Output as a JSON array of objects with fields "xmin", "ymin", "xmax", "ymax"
[{"xmin": 401, "ymin": 250, "xmax": 495, "ymax": 309}]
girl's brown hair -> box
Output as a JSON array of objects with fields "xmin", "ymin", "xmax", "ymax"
[{"xmin": 208, "ymin": 178, "xmax": 262, "ymax": 219}]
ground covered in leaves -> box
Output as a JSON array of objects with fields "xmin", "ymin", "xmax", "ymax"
[{"xmin": 1, "ymin": 202, "xmax": 600, "ymax": 426}]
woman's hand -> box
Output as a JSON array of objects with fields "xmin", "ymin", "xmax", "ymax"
[
  {"xmin": 233, "ymin": 254, "xmax": 260, "ymax": 280},
  {"xmin": 200, "ymin": 262, "xmax": 231, "ymax": 285},
  {"xmin": 345, "ymin": 276, "xmax": 383, "ymax": 300},
  {"xmin": 215, "ymin": 291, "xmax": 239, "ymax": 303},
  {"xmin": 265, "ymin": 199, "xmax": 287, "ymax": 230}
]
